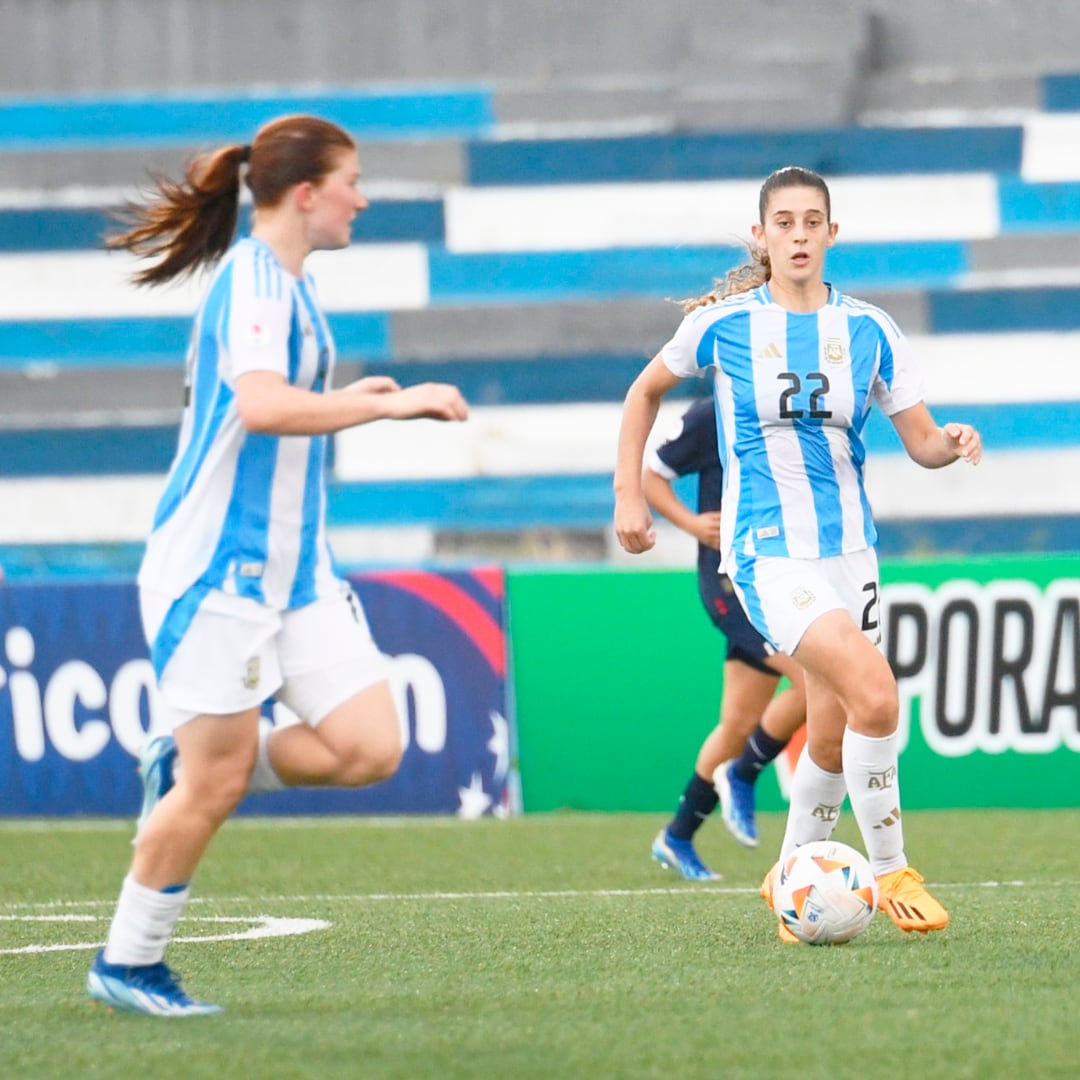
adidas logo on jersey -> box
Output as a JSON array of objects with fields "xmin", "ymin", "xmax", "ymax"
[{"xmin": 755, "ymin": 342, "xmax": 783, "ymax": 361}]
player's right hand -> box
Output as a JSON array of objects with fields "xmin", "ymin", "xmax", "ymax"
[{"xmin": 614, "ymin": 494, "xmax": 656, "ymax": 554}]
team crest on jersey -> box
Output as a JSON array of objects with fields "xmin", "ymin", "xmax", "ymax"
[
  {"xmin": 791, "ymin": 587, "xmax": 816, "ymax": 610},
  {"xmin": 242, "ymin": 657, "xmax": 261, "ymax": 690},
  {"xmin": 823, "ymin": 338, "xmax": 846, "ymax": 364}
]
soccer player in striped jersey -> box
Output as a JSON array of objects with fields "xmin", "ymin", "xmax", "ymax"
[
  {"xmin": 645, "ymin": 397, "xmax": 807, "ymax": 879},
  {"xmin": 87, "ymin": 115, "xmax": 467, "ymax": 1016},
  {"xmin": 614, "ymin": 166, "xmax": 981, "ymax": 939}
]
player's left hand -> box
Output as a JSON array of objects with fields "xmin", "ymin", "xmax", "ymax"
[
  {"xmin": 391, "ymin": 382, "xmax": 469, "ymax": 421},
  {"xmin": 693, "ymin": 510, "xmax": 722, "ymax": 550}
]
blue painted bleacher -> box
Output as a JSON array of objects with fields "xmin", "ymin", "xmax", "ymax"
[
  {"xmin": 0, "ymin": 312, "xmax": 391, "ymax": 370},
  {"xmin": 1042, "ymin": 72, "xmax": 1080, "ymax": 111},
  {"xmin": 372, "ymin": 356, "xmax": 693, "ymax": 407},
  {"xmin": 0, "ymin": 316, "xmax": 187, "ymax": 369},
  {"xmin": 0, "ymin": 425, "xmax": 178, "ymax": 476},
  {"xmin": 466, "ymin": 126, "xmax": 1025, "ymax": 185},
  {"xmin": 0, "ymin": 201, "xmax": 446, "ymax": 252},
  {"xmin": 927, "ymin": 286, "xmax": 1080, "ymax": 333},
  {"xmin": 0, "ymin": 85, "xmax": 495, "ymax": 149},
  {"xmin": 997, "ymin": 179, "xmax": 1080, "ymax": 232},
  {"xmin": 425, "ymin": 241, "xmax": 969, "ymax": 304}
]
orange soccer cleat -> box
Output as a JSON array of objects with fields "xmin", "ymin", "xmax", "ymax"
[
  {"xmin": 760, "ymin": 861, "xmax": 800, "ymax": 942},
  {"xmin": 876, "ymin": 866, "xmax": 950, "ymax": 933}
]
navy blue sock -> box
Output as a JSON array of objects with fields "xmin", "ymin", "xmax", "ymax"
[
  {"xmin": 668, "ymin": 772, "xmax": 719, "ymax": 840},
  {"xmin": 732, "ymin": 725, "xmax": 788, "ymax": 784}
]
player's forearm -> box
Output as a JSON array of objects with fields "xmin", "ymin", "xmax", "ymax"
[
  {"xmin": 616, "ymin": 352, "xmax": 686, "ymax": 497},
  {"xmin": 614, "ymin": 402, "xmax": 659, "ymax": 500},
  {"xmin": 908, "ymin": 428, "xmax": 962, "ymax": 468},
  {"xmin": 891, "ymin": 402, "xmax": 979, "ymax": 469},
  {"xmin": 237, "ymin": 381, "xmax": 392, "ymax": 435},
  {"xmin": 642, "ymin": 470, "xmax": 695, "ymax": 534}
]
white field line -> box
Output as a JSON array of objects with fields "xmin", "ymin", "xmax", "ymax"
[
  {"xmin": 1, "ymin": 915, "xmax": 331, "ymax": 955},
  {"xmin": 2, "ymin": 882, "xmax": 1069, "ymax": 956},
  {"xmin": 0, "ymin": 879, "xmax": 1063, "ymax": 917}
]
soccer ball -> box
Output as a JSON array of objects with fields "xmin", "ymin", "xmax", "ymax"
[{"xmin": 772, "ymin": 840, "xmax": 879, "ymax": 945}]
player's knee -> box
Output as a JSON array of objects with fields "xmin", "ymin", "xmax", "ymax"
[
  {"xmin": 853, "ymin": 681, "xmax": 899, "ymax": 737},
  {"xmin": 178, "ymin": 769, "xmax": 248, "ymax": 824},
  {"xmin": 336, "ymin": 726, "xmax": 402, "ymax": 786},
  {"xmin": 362, "ymin": 728, "xmax": 403, "ymax": 783},
  {"xmin": 371, "ymin": 747, "xmax": 403, "ymax": 783}
]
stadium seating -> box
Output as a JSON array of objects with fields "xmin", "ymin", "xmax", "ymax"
[{"xmin": 1, "ymin": 0, "xmax": 1078, "ymax": 578}]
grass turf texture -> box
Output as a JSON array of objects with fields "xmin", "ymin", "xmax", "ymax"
[{"xmin": 1, "ymin": 810, "xmax": 1077, "ymax": 1080}]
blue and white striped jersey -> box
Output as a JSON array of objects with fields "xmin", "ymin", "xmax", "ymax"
[
  {"xmin": 138, "ymin": 237, "xmax": 342, "ymax": 610},
  {"xmin": 661, "ymin": 282, "xmax": 924, "ymax": 567}
]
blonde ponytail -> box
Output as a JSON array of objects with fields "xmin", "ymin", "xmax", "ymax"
[{"xmin": 682, "ymin": 245, "xmax": 770, "ymax": 314}]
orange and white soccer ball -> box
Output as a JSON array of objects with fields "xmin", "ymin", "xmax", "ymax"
[{"xmin": 773, "ymin": 840, "xmax": 879, "ymax": 945}]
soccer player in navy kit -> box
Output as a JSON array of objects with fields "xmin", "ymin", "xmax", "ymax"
[
  {"xmin": 646, "ymin": 397, "xmax": 806, "ymax": 880},
  {"xmin": 87, "ymin": 115, "xmax": 468, "ymax": 1015},
  {"xmin": 615, "ymin": 166, "xmax": 981, "ymax": 938}
]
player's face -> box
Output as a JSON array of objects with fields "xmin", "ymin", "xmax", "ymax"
[
  {"xmin": 307, "ymin": 149, "xmax": 368, "ymax": 250},
  {"xmin": 751, "ymin": 185, "xmax": 837, "ymax": 289}
]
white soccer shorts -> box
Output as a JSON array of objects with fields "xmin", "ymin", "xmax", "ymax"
[
  {"xmin": 729, "ymin": 547, "xmax": 883, "ymax": 655},
  {"xmin": 140, "ymin": 583, "xmax": 390, "ymax": 727}
]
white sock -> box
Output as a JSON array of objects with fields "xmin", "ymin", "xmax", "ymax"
[
  {"xmin": 103, "ymin": 874, "xmax": 189, "ymax": 967},
  {"xmin": 247, "ymin": 719, "xmax": 286, "ymax": 794},
  {"xmin": 778, "ymin": 745, "xmax": 847, "ymax": 863},
  {"xmin": 842, "ymin": 727, "xmax": 907, "ymax": 876}
]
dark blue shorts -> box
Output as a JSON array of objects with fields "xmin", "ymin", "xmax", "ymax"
[{"xmin": 700, "ymin": 573, "xmax": 776, "ymax": 675}]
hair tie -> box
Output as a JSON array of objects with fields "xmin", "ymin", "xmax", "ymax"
[{"xmin": 239, "ymin": 144, "xmax": 252, "ymax": 164}]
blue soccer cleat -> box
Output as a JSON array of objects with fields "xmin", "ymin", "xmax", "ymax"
[
  {"xmin": 134, "ymin": 734, "xmax": 178, "ymax": 841},
  {"xmin": 87, "ymin": 950, "xmax": 221, "ymax": 1017},
  {"xmin": 715, "ymin": 761, "xmax": 760, "ymax": 848},
  {"xmin": 651, "ymin": 828, "xmax": 720, "ymax": 881}
]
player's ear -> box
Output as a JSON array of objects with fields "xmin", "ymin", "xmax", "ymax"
[
  {"xmin": 293, "ymin": 181, "xmax": 316, "ymax": 212},
  {"xmin": 826, "ymin": 221, "xmax": 839, "ymax": 247}
]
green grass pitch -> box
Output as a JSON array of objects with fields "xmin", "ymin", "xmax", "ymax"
[{"xmin": 1, "ymin": 809, "xmax": 1077, "ymax": 1079}]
